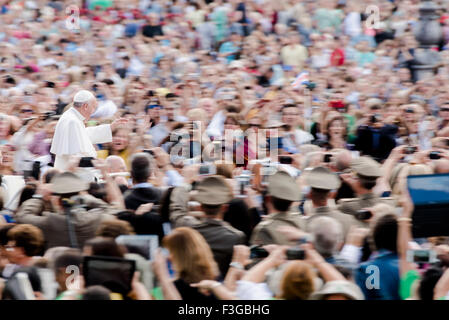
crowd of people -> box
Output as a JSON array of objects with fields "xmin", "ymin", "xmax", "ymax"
[{"xmin": 1, "ymin": 0, "xmax": 449, "ymax": 301}]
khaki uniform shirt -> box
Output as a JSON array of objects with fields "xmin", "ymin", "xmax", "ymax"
[
  {"xmin": 302, "ymin": 206, "xmax": 359, "ymax": 238},
  {"xmin": 168, "ymin": 186, "xmax": 246, "ymax": 277},
  {"xmin": 337, "ymin": 193, "xmax": 397, "ymax": 227},
  {"xmin": 250, "ymin": 211, "xmax": 306, "ymax": 246}
]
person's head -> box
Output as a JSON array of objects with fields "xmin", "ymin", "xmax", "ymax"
[
  {"xmin": 326, "ymin": 115, "xmax": 346, "ymax": 139},
  {"xmin": 1, "ymin": 144, "xmax": 16, "ymax": 170},
  {"xmin": 96, "ymin": 219, "xmax": 134, "ymax": 239},
  {"xmin": 130, "ymin": 152, "xmax": 152, "ymax": 184},
  {"xmin": 82, "ymin": 285, "xmax": 112, "ymax": 300},
  {"xmin": 306, "ymin": 167, "xmax": 341, "ymax": 206},
  {"xmin": 198, "ymin": 98, "xmax": 217, "ymax": 119},
  {"xmin": 310, "ymin": 280, "xmax": 364, "ymax": 300},
  {"xmin": 0, "ymin": 224, "xmax": 15, "ymax": 260},
  {"xmin": 111, "ymin": 128, "xmax": 130, "ymax": 153},
  {"xmin": 281, "ymin": 104, "xmax": 300, "ymax": 128},
  {"xmin": 398, "ymin": 68, "xmax": 411, "ymax": 83},
  {"xmin": 223, "ymin": 112, "xmax": 241, "ymax": 131},
  {"xmin": 439, "ymin": 102, "xmax": 449, "ymax": 121},
  {"xmin": 0, "ymin": 113, "xmax": 12, "ymax": 139},
  {"xmin": 279, "ymin": 261, "xmax": 316, "ymax": 300},
  {"xmin": 83, "ymin": 237, "xmax": 125, "ymax": 258},
  {"xmin": 18, "ymin": 183, "xmax": 37, "ymax": 207},
  {"xmin": 162, "ymin": 227, "xmax": 219, "ymax": 284},
  {"xmin": 186, "ymin": 108, "xmax": 208, "ymax": 130},
  {"xmin": 371, "ymin": 214, "xmax": 398, "ymax": 253},
  {"xmin": 73, "ymin": 90, "xmax": 97, "ymax": 119},
  {"xmin": 288, "ymin": 32, "xmax": 301, "ymax": 45},
  {"xmin": 308, "ymin": 217, "xmax": 344, "ymax": 258},
  {"xmin": 52, "ymin": 249, "xmax": 83, "ymax": 292},
  {"xmin": 195, "ymin": 175, "xmax": 232, "ymax": 218},
  {"xmin": 350, "ymin": 157, "xmax": 381, "ymax": 192},
  {"xmin": 266, "ymin": 171, "xmax": 301, "ymax": 213},
  {"xmin": 418, "ymin": 267, "xmax": 443, "ymax": 300},
  {"xmin": 308, "ymin": 188, "xmax": 330, "ymax": 207},
  {"xmin": 6, "ymin": 224, "xmax": 44, "ymax": 264},
  {"xmin": 105, "ymin": 155, "xmax": 127, "ymax": 173},
  {"xmin": 332, "ymin": 149, "xmax": 352, "ymax": 172}
]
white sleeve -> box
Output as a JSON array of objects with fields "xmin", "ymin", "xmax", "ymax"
[
  {"xmin": 164, "ymin": 170, "xmax": 185, "ymax": 187},
  {"xmin": 236, "ymin": 280, "xmax": 273, "ymax": 300},
  {"xmin": 339, "ymin": 244, "xmax": 362, "ymax": 265},
  {"xmin": 85, "ymin": 124, "xmax": 113, "ymax": 144}
]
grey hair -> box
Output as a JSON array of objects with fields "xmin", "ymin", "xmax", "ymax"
[
  {"xmin": 308, "ymin": 216, "xmax": 344, "ymax": 258},
  {"xmin": 73, "ymin": 101, "xmax": 87, "ymax": 108}
]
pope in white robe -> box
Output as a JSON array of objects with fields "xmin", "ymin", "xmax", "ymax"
[{"xmin": 50, "ymin": 90, "xmax": 127, "ymax": 171}]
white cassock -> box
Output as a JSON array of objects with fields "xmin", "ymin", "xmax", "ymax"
[{"xmin": 50, "ymin": 107, "xmax": 112, "ymax": 171}]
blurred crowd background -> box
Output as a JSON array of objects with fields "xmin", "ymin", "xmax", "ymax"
[{"xmin": 1, "ymin": 0, "xmax": 449, "ymax": 301}]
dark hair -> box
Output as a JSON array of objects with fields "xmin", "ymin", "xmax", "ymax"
[
  {"xmin": 357, "ymin": 175, "xmax": 377, "ymax": 190},
  {"xmin": 53, "ymin": 249, "xmax": 83, "ymax": 272},
  {"xmin": 165, "ymin": 93, "xmax": 179, "ymax": 99},
  {"xmin": 7, "ymin": 224, "xmax": 44, "ymax": 256},
  {"xmin": 359, "ymin": 178, "xmax": 377, "ymax": 190},
  {"xmin": 419, "ymin": 267, "xmax": 443, "ymax": 300},
  {"xmin": 101, "ymin": 78, "xmax": 114, "ymax": 86},
  {"xmin": 223, "ymin": 199, "xmax": 254, "ymax": 240},
  {"xmin": 82, "ymin": 285, "xmax": 111, "ymax": 300},
  {"xmin": 281, "ymin": 104, "xmax": 299, "ymax": 113},
  {"xmin": 84, "ymin": 237, "xmax": 125, "ymax": 258},
  {"xmin": 201, "ymin": 204, "xmax": 223, "ymax": 216},
  {"xmin": 372, "ymin": 214, "xmax": 398, "ymax": 253},
  {"xmin": 130, "ymin": 153, "xmax": 151, "ymax": 183},
  {"xmin": 43, "ymin": 169, "xmax": 60, "ymax": 184},
  {"xmin": 88, "ymin": 182, "xmax": 107, "ymax": 201},
  {"xmin": 0, "ymin": 224, "xmax": 16, "ymax": 246},
  {"xmin": 158, "ymin": 187, "xmax": 175, "ymax": 223},
  {"xmin": 18, "ymin": 183, "xmax": 37, "ymax": 207},
  {"xmin": 271, "ymin": 196, "xmax": 292, "ymax": 212},
  {"xmin": 309, "ymin": 188, "xmax": 330, "ymax": 203}
]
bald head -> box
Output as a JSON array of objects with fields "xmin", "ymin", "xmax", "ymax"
[
  {"xmin": 334, "ymin": 150, "xmax": 352, "ymax": 171},
  {"xmin": 105, "ymin": 155, "xmax": 127, "ymax": 173}
]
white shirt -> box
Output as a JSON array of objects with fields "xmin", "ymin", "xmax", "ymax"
[
  {"xmin": 50, "ymin": 107, "xmax": 113, "ymax": 170},
  {"xmin": 344, "ymin": 12, "xmax": 362, "ymax": 38},
  {"xmin": 282, "ymin": 129, "xmax": 315, "ymax": 153}
]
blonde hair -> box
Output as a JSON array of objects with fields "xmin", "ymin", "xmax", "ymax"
[{"xmin": 162, "ymin": 227, "xmax": 219, "ymax": 284}]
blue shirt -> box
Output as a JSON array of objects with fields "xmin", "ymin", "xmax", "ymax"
[
  {"xmin": 219, "ymin": 41, "xmax": 239, "ymax": 63},
  {"xmin": 355, "ymin": 249, "xmax": 400, "ymax": 300}
]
